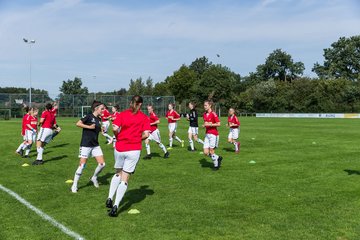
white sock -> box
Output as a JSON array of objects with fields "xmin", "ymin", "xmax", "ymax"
[
  {"xmin": 159, "ymin": 143, "xmax": 167, "ymax": 153},
  {"xmin": 103, "ymin": 133, "xmax": 112, "ymax": 141},
  {"xmin": 197, "ymin": 139, "xmax": 204, "ymax": 145},
  {"xmin": 21, "ymin": 143, "xmax": 29, "ymax": 150},
  {"xmin": 210, "ymin": 154, "xmax": 219, "ymax": 167},
  {"xmin": 25, "ymin": 144, "xmax": 32, "ymax": 156},
  {"xmin": 234, "ymin": 142, "xmax": 239, "ymax": 151},
  {"xmin": 108, "ymin": 174, "xmax": 121, "ymax": 199},
  {"xmin": 169, "ymin": 138, "xmax": 173, "ymax": 147},
  {"xmin": 114, "ymin": 181, "xmax": 128, "ymax": 207},
  {"xmin": 93, "ymin": 163, "xmax": 105, "ymax": 178},
  {"xmin": 175, "ymin": 136, "xmax": 182, "ymax": 143},
  {"xmin": 145, "ymin": 144, "xmax": 151, "ymax": 155},
  {"xmin": 189, "ymin": 139, "xmax": 194, "ymax": 150},
  {"xmin": 36, "ymin": 147, "xmax": 44, "ymax": 160},
  {"xmin": 72, "ymin": 163, "xmax": 85, "ymax": 189},
  {"xmin": 16, "ymin": 143, "xmax": 25, "ymax": 152}
]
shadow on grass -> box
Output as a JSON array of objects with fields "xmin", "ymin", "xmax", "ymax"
[
  {"xmin": 42, "ymin": 151, "xmax": 53, "ymax": 155},
  {"xmin": 50, "ymin": 143, "xmax": 70, "ymax": 148},
  {"xmin": 142, "ymin": 153, "xmax": 163, "ymax": 160},
  {"xmin": 199, "ymin": 158, "xmax": 212, "ymax": 168},
  {"xmin": 222, "ymin": 147, "xmax": 234, "ymax": 152},
  {"xmin": 45, "ymin": 155, "xmax": 68, "ymax": 162},
  {"xmin": 344, "ymin": 169, "xmax": 360, "ymax": 175},
  {"xmin": 78, "ymin": 172, "xmax": 114, "ymax": 190},
  {"xmin": 118, "ymin": 185, "xmax": 154, "ymax": 214}
]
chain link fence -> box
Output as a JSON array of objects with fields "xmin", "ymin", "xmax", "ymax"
[{"xmin": 0, "ymin": 93, "xmax": 175, "ymax": 118}]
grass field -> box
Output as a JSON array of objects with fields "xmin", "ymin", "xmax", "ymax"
[{"xmin": 1, "ymin": 117, "xmax": 360, "ymax": 240}]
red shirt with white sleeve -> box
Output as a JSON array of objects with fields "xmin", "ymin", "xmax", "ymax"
[
  {"xmin": 40, "ymin": 110, "xmax": 56, "ymax": 129},
  {"xmin": 25, "ymin": 115, "xmax": 38, "ymax": 131},
  {"xmin": 203, "ymin": 111, "xmax": 220, "ymax": 136},
  {"xmin": 101, "ymin": 109, "xmax": 111, "ymax": 122},
  {"xmin": 228, "ymin": 115, "xmax": 240, "ymax": 129},
  {"xmin": 149, "ymin": 112, "xmax": 159, "ymax": 133},
  {"xmin": 21, "ymin": 113, "xmax": 29, "ymax": 136},
  {"xmin": 165, "ymin": 110, "xmax": 180, "ymax": 123},
  {"xmin": 113, "ymin": 109, "xmax": 151, "ymax": 152}
]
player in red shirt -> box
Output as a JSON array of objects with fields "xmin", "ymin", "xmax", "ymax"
[
  {"xmin": 144, "ymin": 104, "xmax": 169, "ymax": 159},
  {"xmin": 106, "ymin": 95, "xmax": 150, "ymax": 217},
  {"xmin": 109, "ymin": 104, "xmax": 121, "ymax": 147},
  {"xmin": 203, "ymin": 100, "xmax": 223, "ymax": 170},
  {"xmin": 23, "ymin": 107, "xmax": 39, "ymax": 158},
  {"xmin": 165, "ymin": 103, "xmax": 184, "ymax": 149},
  {"xmin": 33, "ymin": 103, "xmax": 57, "ymax": 165},
  {"xmin": 15, "ymin": 106, "xmax": 31, "ymax": 156},
  {"xmin": 227, "ymin": 108, "xmax": 241, "ymax": 153},
  {"xmin": 49, "ymin": 102, "xmax": 61, "ymax": 142},
  {"xmin": 101, "ymin": 105, "xmax": 113, "ymax": 144}
]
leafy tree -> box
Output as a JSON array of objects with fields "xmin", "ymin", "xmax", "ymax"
[
  {"xmin": 166, "ymin": 65, "xmax": 197, "ymax": 103},
  {"xmin": 251, "ymin": 49, "xmax": 305, "ymax": 82},
  {"xmin": 59, "ymin": 77, "xmax": 88, "ymax": 95},
  {"xmin": 128, "ymin": 77, "xmax": 146, "ymax": 95},
  {"xmin": 153, "ymin": 81, "xmax": 170, "ymax": 96},
  {"xmin": 313, "ymin": 35, "xmax": 360, "ymax": 81},
  {"xmin": 144, "ymin": 77, "xmax": 154, "ymax": 95},
  {"xmin": 189, "ymin": 56, "xmax": 212, "ymax": 78}
]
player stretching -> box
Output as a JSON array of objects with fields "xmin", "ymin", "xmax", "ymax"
[
  {"xmin": 33, "ymin": 103, "xmax": 57, "ymax": 165},
  {"xmin": 144, "ymin": 104, "xmax": 170, "ymax": 159},
  {"xmin": 71, "ymin": 100, "xmax": 106, "ymax": 193},
  {"xmin": 101, "ymin": 104, "xmax": 113, "ymax": 144},
  {"xmin": 203, "ymin": 100, "xmax": 223, "ymax": 171},
  {"xmin": 50, "ymin": 102, "xmax": 61, "ymax": 141},
  {"xmin": 110, "ymin": 105, "xmax": 121, "ymax": 147},
  {"xmin": 227, "ymin": 108, "xmax": 240, "ymax": 153},
  {"xmin": 15, "ymin": 106, "xmax": 30, "ymax": 156},
  {"xmin": 23, "ymin": 107, "xmax": 39, "ymax": 158},
  {"xmin": 165, "ymin": 103, "xmax": 184, "ymax": 150},
  {"xmin": 106, "ymin": 95, "xmax": 150, "ymax": 217},
  {"xmin": 186, "ymin": 102, "xmax": 204, "ymax": 151}
]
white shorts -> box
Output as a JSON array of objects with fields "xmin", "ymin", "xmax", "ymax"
[
  {"xmin": 102, "ymin": 121, "xmax": 110, "ymax": 133},
  {"xmin": 148, "ymin": 129, "xmax": 161, "ymax": 143},
  {"xmin": 203, "ymin": 134, "xmax": 219, "ymax": 149},
  {"xmin": 37, "ymin": 128, "xmax": 53, "ymax": 143},
  {"xmin": 25, "ymin": 130, "xmax": 36, "ymax": 142},
  {"xmin": 78, "ymin": 146, "xmax": 103, "ymax": 159},
  {"xmin": 114, "ymin": 149, "xmax": 141, "ymax": 174},
  {"xmin": 168, "ymin": 123, "xmax": 177, "ymax": 133},
  {"xmin": 228, "ymin": 128, "xmax": 239, "ymax": 140},
  {"xmin": 188, "ymin": 127, "xmax": 199, "ymax": 135}
]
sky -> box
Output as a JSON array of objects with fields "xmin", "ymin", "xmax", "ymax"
[{"xmin": 0, "ymin": 0, "xmax": 359, "ymax": 96}]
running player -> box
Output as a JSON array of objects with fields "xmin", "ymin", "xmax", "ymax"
[
  {"xmin": 203, "ymin": 100, "xmax": 223, "ymax": 171},
  {"xmin": 101, "ymin": 104, "xmax": 113, "ymax": 144},
  {"xmin": 186, "ymin": 102, "xmax": 204, "ymax": 151},
  {"xmin": 144, "ymin": 104, "xmax": 170, "ymax": 159},
  {"xmin": 71, "ymin": 100, "xmax": 106, "ymax": 193},
  {"xmin": 23, "ymin": 107, "xmax": 39, "ymax": 158},
  {"xmin": 33, "ymin": 103, "xmax": 57, "ymax": 165},
  {"xmin": 227, "ymin": 108, "xmax": 240, "ymax": 153},
  {"xmin": 106, "ymin": 95, "xmax": 150, "ymax": 217},
  {"xmin": 165, "ymin": 103, "xmax": 184, "ymax": 150},
  {"xmin": 15, "ymin": 106, "xmax": 30, "ymax": 156}
]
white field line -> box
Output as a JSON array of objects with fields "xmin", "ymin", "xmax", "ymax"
[{"xmin": 0, "ymin": 184, "xmax": 85, "ymax": 240}]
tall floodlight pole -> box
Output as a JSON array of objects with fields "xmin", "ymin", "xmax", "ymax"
[{"xmin": 23, "ymin": 38, "xmax": 36, "ymax": 107}]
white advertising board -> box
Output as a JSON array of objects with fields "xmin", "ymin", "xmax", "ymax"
[{"xmin": 256, "ymin": 113, "xmax": 360, "ymax": 119}]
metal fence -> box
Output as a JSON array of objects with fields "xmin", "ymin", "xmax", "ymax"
[{"xmin": 0, "ymin": 93, "xmax": 175, "ymax": 118}]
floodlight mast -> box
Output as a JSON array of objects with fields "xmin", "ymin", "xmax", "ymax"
[{"xmin": 23, "ymin": 38, "xmax": 36, "ymax": 107}]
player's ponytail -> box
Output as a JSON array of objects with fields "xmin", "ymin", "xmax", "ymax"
[
  {"xmin": 130, "ymin": 95, "xmax": 143, "ymax": 113},
  {"xmin": 24, "ymin": 106, "xmax": 30, "ymax": 113}
]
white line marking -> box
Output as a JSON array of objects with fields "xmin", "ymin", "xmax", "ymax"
[{"xmin": 0, "ymin": 184, "xmax": 85, "ymax": 240}]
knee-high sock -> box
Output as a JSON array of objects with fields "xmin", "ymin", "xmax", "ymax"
[
  {"xmin": 234, "ymin": 142, "xmax": 239, "ymax": 151},
  {"xmin": 36, "ymin": 147, "xmax": 44, "ymax": 160},
  {"xmin": 108, "ymin": 174, "xmax": 121, "ymax": 199},
  {"xmin": 52, "ymin": 131, "xmax": 59, "ymax": 139},
  {"xmin": 72, "ymin": 163, "xmax": 85, "ymax": 188},
  {"xmin": 21, "ymin": 143, "xmax": 29, "ymax": 150},
  {"xmin": 114, "ymin": 181, "xmax": 128, "ymax": 207},
  {"xmin": 158, "ymin": 143, "xmax": 167, "ymax": 153},
  {"xmin": 25, "ymin": 144, "xmax": 32, "ymax": 156},
  {"xmin": 16, "ymin": 143, "xmax": 25, "ymax": 152},
  {"xmin": 145, "ymin": 143, "xmax": 151, "ymax": 155},
  {"xmin": 102, "ymin": 132, "xmax": 112, "ymax": 141},
  {"xmin": 197, "ymin": 138, "xmax": 204, "ymax": 145},
  {"xmin": 210, "ymin": 154, "xmax": 219, "ymax": 167},
  {"xmin": 93, "ymin": 163, "xmax": 105, "ymax": 178},
  {"xmin": 189, "ymin": 139, "xmax": 194, "ymax": 150},
  {"xmin": 169, "ymin": 138, "xmax": 173, "ymax": 147},
  {"xmin": 175, "ymin": 136, "xmax": 182, "ymax": 143}
]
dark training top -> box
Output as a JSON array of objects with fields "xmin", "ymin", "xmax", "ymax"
[
  {"xmin": 80, "ymin": 113, "xmax": 102, "ymax": 147},
  {"xmin": 188, "ymin": 109, "xmax": 199, "ymax": 127}
]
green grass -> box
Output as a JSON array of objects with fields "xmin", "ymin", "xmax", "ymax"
[{"xmin": 1, "ymin": 117, "xmax": 360, "ymax": 240}]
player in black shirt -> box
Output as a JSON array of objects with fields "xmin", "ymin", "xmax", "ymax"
[
  {"xmin": 71, "ymin": 100, "xmax": 106, "ymax": 193},
  {"xmin": 186, "ymin": 102, "xmax": 204, "ymax": 151}
]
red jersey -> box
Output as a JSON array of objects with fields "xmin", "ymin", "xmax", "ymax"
[
  {"xmin": 113, "ymin": 109, "xmax": 151, "ymax": 152},
  {"xmin": 149, "ymin": 112, "xmax": 159, "ymax": 133},
  {"xmin": 101, "ymin": 109, "xmax": 111, "ymax": 122},
  {"xmin": 21, "ymin": 113, "xmax": 29, "ymax": 136},
  {"xmin": 165, "ymin": 110, "xmax": 180, "ymax": 123},
  {"xmin": 40, "ymin": 110, "xmax": 56, "ymax": 129},
  {"xmin": 111, "ymin": 112, "xmax": 121, "ymax": 122},
  {"xmin": 228, "ymin": 115, "xmax": 240, "ymax": 129},
  {"xmin": 25, "ymin": 115, "xmax": 38, "ymax": 131},
  {"xmin": 203, "ymin": 111, "xmax": 220, "ymax": 136}
]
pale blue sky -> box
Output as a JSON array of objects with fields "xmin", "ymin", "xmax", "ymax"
[{"xmin": 0, "ymin": 0, "xmax": 359, "ymax": 96}]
